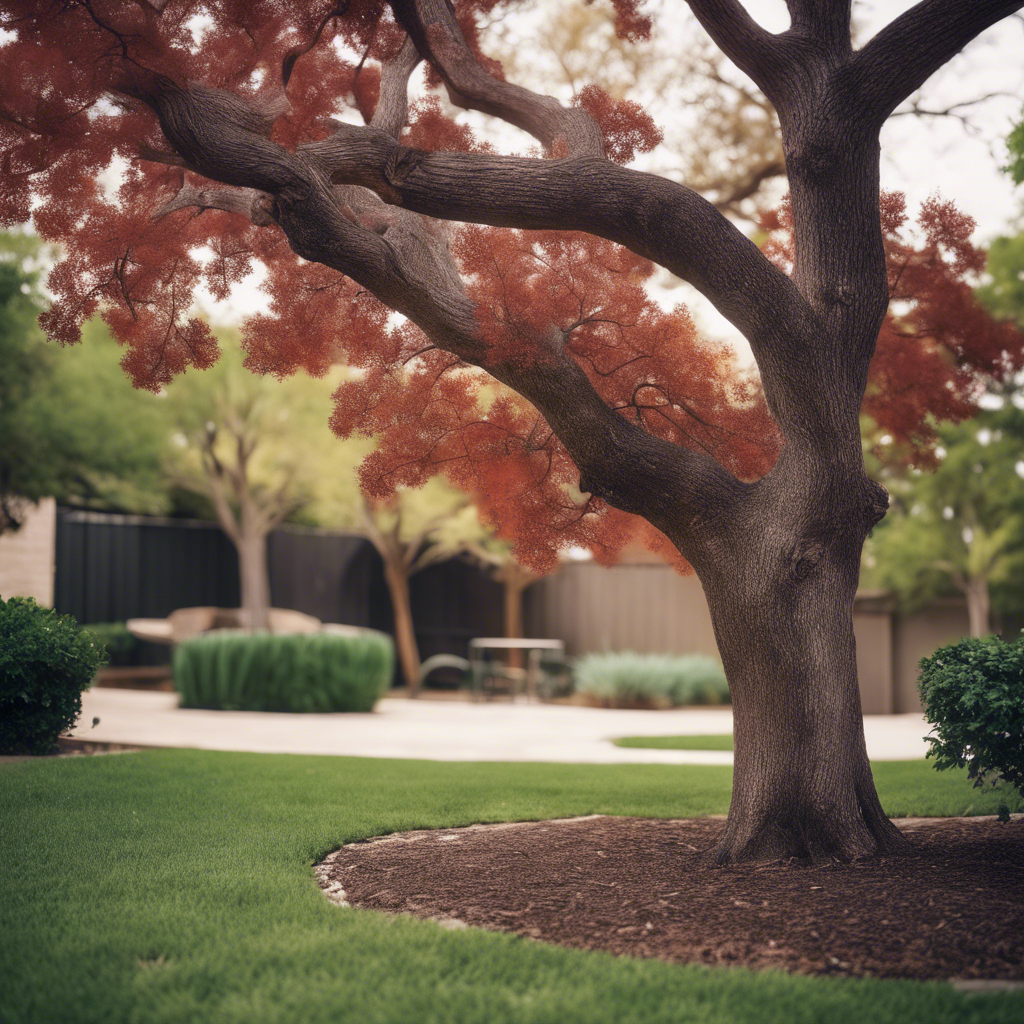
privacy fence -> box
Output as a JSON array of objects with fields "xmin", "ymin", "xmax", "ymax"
[{"xmin": 53, "ymin": 508, "xmax": 503, "ymax": 670}]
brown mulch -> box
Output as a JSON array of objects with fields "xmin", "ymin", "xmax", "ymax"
[{"xmin": 316, "ymin": 815, "xmax": 1024, "ymax": 981}]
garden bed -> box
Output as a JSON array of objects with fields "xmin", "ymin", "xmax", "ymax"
[{"xmin": 320, "ymin": 814, "xmax": 1024, "ymax": 983}]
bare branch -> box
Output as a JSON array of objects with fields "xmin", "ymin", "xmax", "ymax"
[
  {"xmin": 371, "ymin": 34, "xmax": 421, "ymax": 139},
  {"xmin": 685, "ymin": 0, "xmax": 784, "ymax": 100},
  {"xmin": 388, "ymin": 0, "xmax": 604, "ymax": 157},
  {"xmin": 709, "ymin": 158, "xmax": 787, "ymax": 213},
  {"xmin": 152, "ymin": 178, "xmax": 275, "ymax": 225},
  {"xmin": 851, "ymin": 0, "xmax": 1024, "ymax": 127}
]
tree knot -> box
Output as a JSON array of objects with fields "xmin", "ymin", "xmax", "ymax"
[
  {"xmin": 789, "ymin": 540, "xmax": 824, "ymax": 581},
  {"xmin": 862, "ymin": 479, "xmax": 889, "ymax": 530},
  {"xmin": 385, "ymin": 146, "xmax": 423, "ymax": 189}
]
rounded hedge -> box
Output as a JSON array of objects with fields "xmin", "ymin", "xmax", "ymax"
[
  {"xmin": 0, "ymin": 596, "xmax": 107, "ymax": 755},
  {"xmin": 172, "ymin": 629, "xmax": 395, "ymax": 712},
  {"xmin": 918, "ymin": 635, "xmax": 1024, "ymax": 820}
]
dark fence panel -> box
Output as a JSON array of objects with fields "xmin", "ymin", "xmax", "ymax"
[
  {"xmin": 55, "ymin": 509, "xmax": 241, "ymax": 664},
  {"xmin": 54, "ymin": 510, "xmax": 501, "ymax": 678},
  {"xmin": 410, "ymin": 559, "xmax": 503, "ymax": 662},
  {"xmin": 267, "ymin": 528, "xmax": 388, "ymax": 629},
  {"xmin": 55, "ymin": 510, "xmax": 240, "ymax": 623}
]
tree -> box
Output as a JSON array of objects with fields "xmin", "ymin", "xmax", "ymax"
[
  {"xmin": 166, "ymin": 335, "xmax": 488, "ymax": 670},
  {"xmin": 978, "ymin": 230, "xmax": 1024, "ymax": 332},
  {"xmin": 0, "ymin": 235, "xmax": 172, "ymax": 532},
  {"xmin": 461, "ymin": 533, "xmax": 545, "ymax": 668},
  {"xmin": 164, "ymin": 337, "xmax": 349, "ymax": 630},
  {"xmin": 5, "ymin": 0, "xmax": 1024, "ymax": 863},
  {"xmin": 865, "ymin": 407, "xmax": 1024, "ymax": 637},
  {"xmin": 347, "ymin": 483, "xmax": 485, "ymax": 691}
]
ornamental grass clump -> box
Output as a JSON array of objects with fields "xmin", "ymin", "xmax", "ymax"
[
  {"xmin": 173, "ymin": 630, "xmax": 394, "ymax": 712},
  {"xmin": 918, "ymin": 635, "xmax": 1024, "ymax": 822},
  {"xmin": 572, "ymin": 651, "xmax": 729, "ymax": 708},
  {"xmin": 0, "ymin": 595, "xmax": 107, "ymax": 754}
]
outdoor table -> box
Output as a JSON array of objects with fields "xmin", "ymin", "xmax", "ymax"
[{"xmin": 467, "ymin": 637, "xmax": 566, "ymax": 702}]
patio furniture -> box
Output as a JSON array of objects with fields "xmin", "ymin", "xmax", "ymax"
[
  {"xmin": 418, "ymin": 653, "xmax": 471, "ymax": 690},
  {"xmin": 467, "ymin": 638, "xmax": 567, "ymax": 702}
]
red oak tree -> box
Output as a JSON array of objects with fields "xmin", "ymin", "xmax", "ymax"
[{"xmin": 3, "ymin": 0, "xmax": 1023, "ymax": 863}]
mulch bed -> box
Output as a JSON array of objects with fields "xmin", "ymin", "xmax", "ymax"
[{"xmin": 316, "ymin": 815, "xmax": 1024, "ymax": 981}]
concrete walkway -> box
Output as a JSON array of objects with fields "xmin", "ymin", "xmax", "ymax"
[{"xmin": 71, "ymin": 688, "xmax": 933, "ymax": 764}]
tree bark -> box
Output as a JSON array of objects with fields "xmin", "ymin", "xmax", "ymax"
[
  {"xmin": 236, "ymin": 527, "xmax": 271, "ymax": 632},
  {"xmin": 383, "ymin": 559, "xmax": 422, "ymax": 693},
  {"xmin": 964, "ymin": 578, "xmax": 992, "ymax": 638},
  {"xmin": 670, "ymin": 444, "xmax": 906, "ymax": 863}
]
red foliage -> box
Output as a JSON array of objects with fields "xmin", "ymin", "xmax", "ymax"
[
  {"xmin": 761, "ymin": 193, "xmax": 1024, "ymax": 466},
  {"xmin": 4, "ymin": 1, "xmax": 1021, "ymax": 571},
  {"xmin": 573, "ymin": 85, "xmax": 662, "ymax": 165},
  {"xmin": 329, "ymin": 225, "xmax": 778, "ymax": 570}
]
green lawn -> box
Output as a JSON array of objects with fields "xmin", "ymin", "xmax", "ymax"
[
  {"xmin": 614, "ymin": 734, "xmax": 735, "ymax": 750},
  {"xmin": 2, "ymin": 751, "xmax": 1021, "ymax": 1024}
]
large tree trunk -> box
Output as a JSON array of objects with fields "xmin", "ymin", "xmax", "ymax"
[
  {"xmin": 691, "ymin": 456, "xmax": 907, "ymax": 865},
  {"xmin": 964, "ymin": 578, "xmax": 992, "ymax": 638},
  {"xmin": 383, "ymin": 560, "xmax": 422, "ymax": 693},
  {"xmin": 236, "ymin": 528, "xmax": 271, "ymax": 632}
]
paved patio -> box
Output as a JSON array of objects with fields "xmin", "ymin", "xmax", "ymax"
[{"xmin": 71, "ymin": 688, "xmax": 933, "ymax": 764}]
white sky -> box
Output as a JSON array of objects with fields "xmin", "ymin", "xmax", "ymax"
[{"xmin": 204, "ymin": 0, "xmax": 1024, "ymax": 362}]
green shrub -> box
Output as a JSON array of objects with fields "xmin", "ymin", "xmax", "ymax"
[
  {"xmin": 918, "ymin": 635, "xmax": 1024, "ymax": 821},
  {"xmin": 172, "ymin": 629, "xmax": 395, "ymax": 712},
  {"xmin": 82, "ymin": 622, "xmax": 136, "ymax": 665},
  {"xmin": 0, "ymin": 596, "xmax": 107, "ymax": 755},
  {"xmin": 572, "ymin": 651, "xmax": 730, "ymax": 708}
]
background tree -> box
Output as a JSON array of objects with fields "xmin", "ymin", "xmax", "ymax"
[
  {"xmin": 164, "ymin": 338, "xmax": 349, "ymax": 630},
  {"xmin": 168, "ymin": 338, "xmax": 490, "ymax": 668},
  {"xmin": 0, "ymin": 235, "xmax": 171, "ymax": 532},
  {"xmin": 5, "ymin": 0, "xmax": 1024, "ymax": 863},
  {"xmin": 460, "ymin": 532, "xmax": 546, "ymax": 668},
  {"xmin": 344, "ymin": 484, "xmax": 486, "ymax": 691},
  {"xmin": 978, "ymin": 229, "xmax": 1024, "ymax": 335},
  {"xmin": 865, "ymin": 406, "xmax": 1024, "ymax": 637}
]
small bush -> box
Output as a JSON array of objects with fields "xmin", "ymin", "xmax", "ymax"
[
  {"xmin": 82, "ymin": 622, "xmax": 136, "ymax": 665},
  {"xmin": 173, "ymin": 629, "xmax": 395, "ymax": 712},
  {"xmin": 918, "ymin": 635, "xmax": 1024, "ymax": 821},
  {"xmin": 0, "ymin": 596, "xmax": 107, "ymax": 755},
  {"xmin": 572, "ymin": 651, "xmax": 730, "ymax": 708}
]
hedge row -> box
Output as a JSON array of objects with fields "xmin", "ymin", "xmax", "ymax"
[
  {"xmin": 572, "ymin": 651, "xmax": 730, "ymax": 707},
  {"xmin": 173, "ymin": 630, "xmax": 394, "ymax": 713}
]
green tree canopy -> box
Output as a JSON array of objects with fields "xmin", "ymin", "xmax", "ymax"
[
  {"xmin": 864, "ymin": 405, "xmax": 1024, "ymax": 637},
  {"xmin": 0, "ymin": 235, "xmax": 172, "ymax": 531}
]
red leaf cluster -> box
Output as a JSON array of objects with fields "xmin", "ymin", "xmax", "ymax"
[
  {"xmin": 328, "ymin": 225, "xmax": 778, "ymax": 570},
  {"xmin": 573, "ymin": 84, "xmax": 663, "ymax": 165},
  {"xmin": 761, "ymin": 193, "xmax": 1024, "ymax": 465}
]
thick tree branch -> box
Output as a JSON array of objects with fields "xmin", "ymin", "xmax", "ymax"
[
  {"xmin": 153, "ymin": 178, "xmax": 275, "ymax": 224},
  {"xmin": 138, "ymin": 81, "xmax": 747, "ymax": 548},
  {"xmin": 370, "ymin": 34, "xmax": 421, "ymax": 139},
  {"xmin": 309, "ymin": 141, "xmax": 833, "ymax": 427},
  {"xmin": 784, "ymin": 1, "xmax": 851, "ymax": 52},
  {"xmin": 851, "ymin": 0, "xmax": 1024, "ymax": 126},
  {"xmin": 685, "ymin": 0, "xmax": 785, "ymax": 100},
  {"xmin": 388, "ymin": 0, "xmax": 604, "ymax": 157}
]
